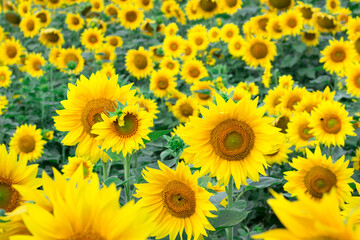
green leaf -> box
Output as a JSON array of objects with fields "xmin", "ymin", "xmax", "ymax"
[
  {"xmin": 246, "ymin": 177, "xmax": 283, "ymax": 190},
  {"xmin": 210, "ymin": 209, "xmax": 249, "ymax": 229},
  {"xmin": 231, "ymin": 200, "xmax": 247, "ymax": 211},
  {"xmin": 143, "ymin": 129, "xmax": 172, "ymax": 144},
  {"xmin": 104, "ymin": 176, "xmax": 122, "ymax": 186},
  {"xmin": 198, "ymin": 176, "xmax": 211, "ymax": 188}
]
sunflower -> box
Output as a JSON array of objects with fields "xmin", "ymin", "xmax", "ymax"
[
  {"xmin": 53, "ymin": 72, "xmax": 136, "ymax": 163},
  {"xmin": 90, "ymin": 0, "xmax": 104, "ymax": 12},
  {"xmin": 208, "ymin": 27, "xmax": 221, "ymax": 42},
  {"xmin": 264, "ymin": 136, "xmax": 291, "ymax": 165},
  {"xmin": 197, "ymin": 0, "xmax": 222, "ymax": 19},
  {"xmin": 181, "ymin": 40, "xmax": 197, "ymax": 60},
  {"xmin": 222, "ymin": 0, "xmax": 242, "ymax": 15},
  {"xmin": 293, "ymin": 92, "xmax": 322, "ymax": 113},
  {"xmin": 284, "ymin": 146, "xmax": 353, "ymax": 205},
  {"xmin": 150, "ymin": 69, "xmax": 177, "ymax": 98},
  {"xmin": 314, "ymin": 12, "xmax": 340, "ymax": 34},
  {"xmin": 25, "ymin": 53, "xmax": 46, "ymax": 78},
  {"xmin": 161, "ymin": 0, "xmax": 177, "ymax": 18},
  {"xmin": 18, "ymin": 2, "xmax": 31, "ymax": 16},
  {"xmin": 188, "ymin": 31, "xmax": 210, "ymax": 51},
  {"xmin": 18, "ymin": 169, "xmax": 150, "ymax": 240},
  {"xmin": 39, "ymin": 28, "xmax": 64, "ymax": 48},
  {"xmin": 287, "ymin": 112, "xmax": 317, "ymax": 150},
  {"xmin": 134, "ymin": 161, "xmax": 216, "ymax": 240},
  {"xmin": 228, "ymin": 35, "xmax": 245, "ymax": 57},
  {"xmin": 181, "ymin": 59, "xmax": 208, "ymax": 84},
  {"xmin": 190, "ymin": 80, "xmax": 215, "ymax": 106},
  {"xmin": 351, "ymin": 148, "xmax": 360, "ymax": 170},
  {"xmin": 80, "ymin": 27, "xmax": 104, "ymax": 50},
  {"xmin": 119, "ymin": 4, "xmax": 144, "ymax": 30},
  {"xmin": 106, "ymin": 35, "xmax": 123, "ymax": 48},
  {"xmin": 164, "ymin": 22, "xmax": 178, "ymax": 36},
  {"xmin": 9, "ymin": 124, "xmax": 46, "ymax": 162},
  {"xmin": 296, "ymin": 2, "xmax": 317, "ymax": 24},
  {"xmin": 95, "ymin": 44, "xmax": 116, "ymax": 62},
  {"xmin": 241, "ymin": 37, "xmax": 277, "ymax": 68},
  {"xmin": 347, "ymin": 17, "xmax": 360, "ymax": 41},
  {"xmin": 35, "ymin": 10, "xmax": 51, "ymax": 28},
  {"xmin": 135, "ymin": 95, "xmax": 159, "ymax": 119},
  {"xmin": 266, "ymin": 15, "xmax": 283, "ymax": 40},
  {"xmin": 0, "ymin": 95, "xmax": 8, "ymax": 115},
  {"xmin": 279, "ymin": 10, "xmax": 303, "ymax": 36},
  {"xmin": 47, "ymin": 0, "xmax": 62, "ymax": 9},
  {"xmin": 92, "ymin": 105, "xmax": 153, "ymax": 156},
  {"xmin": 185, "ymin": 0, "xmax": 201, "ymax": 20},
  {"xmin": 172, "ymin": 96, "xmax": 199, "ymax": 123},
  {"xmin": 320, "ymin": 38, "xmax": 356, "ymax": 75},
  {"xmin": 62, "ymin": 156, "xmax": 94, "ymax": 179},
  {"xmin": 221, "ymin": 23, "xmax": 239, "ymax": 43},
  {"xmin": 278, "ymin": 75, "xmax": 294, "ymax": 89},
  {"xmin": 19, "ymin": 15, "xmax": 40, "ymax": 38},
  {"xmin": 176, "ymin": 94, "xmax": 283, "ymax": 189},
  {"xmin": 48, "ymin": 47, "xmax": 62, "ymax": 67},
  {"xmin": 263, "ymin": 87, "xmax": 286, "ymax": 115},
  {"xmin": 337, "ymin": 8, "xmax": 351, "ymax": 28},
  {"xmin": 0, "ymin": 144, "xmax": 40, "ymax": 214},
  {"xmin": 264, "ymin": 0, "xmax": 294, "ymax": 11},
  {"xmin": 125, "ymin": 46, "xmax": 153, "ymax": 80},
  {"xmin": 309, "ymin": 100, "xmax": 355, "ymax": 147},
  {"xmin": 65, "ymin": 13, "xmax": 85, "ymax": 31},
  {"xmin": 345, "ymin": 63, "xmax": 360, "ymax": 97},
  {"xmin": 326, "ymin": 0, "xmax": 340, "ymax": 13},
  {"xmin": 137, "ymin": 0, "xmax": 153, "ymax": 11},
  {"xmin": 253, "ymin": 190, "xmax": 359, "ymax": 240},
  {"xmin": 0, "ymin": 66, "xmax": 12, "ymax": 88},
  {"xmin": 104, "ymin": 3, "xmax": 119, "ymax": 19},
  {"xmin": 57, "ymin": 46, "xmax": 85, "ymax": 75},
  {"xmin": 301, "ymin": 30, "xmax": 320, "ymax": 46},
  {"xmin": 249, "ymin": 14, "xmax": 270, "ymax": 37},
  {"xmin": 159, "ymin": 57, "xmax": 180, "ymax": 76},
  {"xmin": 162, "ymin": 35, "xmax": 184, "ymax": 57},
  {"xmin": 231, "ymin": 86, "xmax": 252, "ymax": 102},
  {"xmin": 277, "ymin": 86, "xmax": 308, "ymax": 117}
]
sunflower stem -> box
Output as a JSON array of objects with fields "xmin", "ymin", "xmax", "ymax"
[
  {"xmin": 102, "ymin": 160, "xmax": 110, "ymax": 181},
  {"xmin": 225, "ymin": 176, "xmax": 234, "ymax": 240},
  {"xmin": 124, "ymin": 154, "xmax": 132, "ymax": 203}
]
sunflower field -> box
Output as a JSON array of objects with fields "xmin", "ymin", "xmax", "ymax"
[{"xmin": 2, "ymin": 0, "xmax": 360, "ymax": 239}]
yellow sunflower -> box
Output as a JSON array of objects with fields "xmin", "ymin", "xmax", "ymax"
[
  {"xmin": 0, "ymin": 95, "xmax": 8, "ymax": 115},
  {"xmin": 53, "ymin": 72, "xmax": 136, "ymax": 163},
  {"xmin": 80, "ymin": 27, "xmax": 104, "ymax": 50},
  {"xmin": 263, "ymin": 87, "xmax": 286, "ymax": 115},
  {"xmin": 320, "ymin": 38, "xmax": 356, "ymax": 75},
  {"xmin": 208, "ymin": 27, "xmax": 221, "ymax": 42},
  {"xmin": 188, "ymin": 31, "xmax": 210, "ymax": 51},
  {"xmin": 163, "ymin": 35, "xmax": 184, "ymax": 57},
  {"xmin": 190, "ymin": 80, "xmax": 215, "ymax": 106},
  {"xmin": 181, "ymin": 40, "xmax": 197, "ymax": 60},
  {"xmin": 9, "ymin": 124, "xmax": 46, "ymax": 162},
  {"xmin": 279, "ymin": 10, "xmax": 304, "ymax": 36},
  {"xmin": 57, "ymin": 46, "xmax": 85, "ymax": 75},
  {"xmin": 296, "ymin": 2, "xmax": 317, "ymax": 24},
  {"xmin": 221, "ymin": 23, "xmax": 239, "ymax": 43},
  {"xmin": 278, "ymin": 75, "xmax": 294, "ymax": 89},
  {"xmin": 0, "ymin": 66, "xmax": 12, "ymax": 88},
  {"xmin": 277, "ymin": 86, "xmax": 308, "ymax": 117},
  {"xmin": 181, "ymin": 59, "xmax": 208, "ymax": 84},
  {"xmin": 264, "ymin": 135, "xmax": 291, "ymax": 165},
  {"xmin": 65, "ymin": 13, "xmax": 85, "ymax": 32},
  {"xmin": 345, "ymin": 63, "xmax": 360, "ymax": 97},
  {"xmin": 222, "ymin": 0, "xmax": 242, "ymax": 14},
  {"xmin": 47, "ymin": 0, "xmax": 62, "ymax": 9},
  {"xmin": 19, "ymin": 15, "xmax": 40, "ymax": 38},
  {"xmin": 326, "ymin": 0, "xmax": 340, "ymax": 13},
  {"xmin": 35, "ymin": 10, "xmax": 51, "ymax": 28},
  {"xmin": 228, "ymin": 35, "xmax": 245, "ymax": 57},
  {"xmin": 135, "ymin": 95, "xmax": 159, "ymax": 119},
  {"xmin": 106, "ymin": 35, "xmax": 123, "ymax": 48},
  {"xmin": 134, "ymin": 161, "xmax": 216, "ymax": 240},
  {"xmin": 159, "ymin": 57, "xmax": 180, "ymax": 76},
  {"xmin": 301, "ymin": 30, "xmax": 320, "ymax": 47},
  {"xmin": 287, "ymin": 112, "xmax": 317, "ymax": 150},
  {"xmin": 284, "ymin": 146, "xmax": 354, "ymax": 205},
  {"xmin": 137, "ymin": 0, "xmax": 153, "ymax": 11},
  {"xmin": 196, "ymin": 0, "xmax": 222, "ymax": 19},
  {"xmin": 92, "ymin": 105, "xmax": 153, "ymax": 156},
  {"xmin": 241, "ymin": 37, "xmax": 277, "ymax": 68},
  {"xmin": 176, "ymin": 94, "xmax": 283, "ymax": 189},
  {"xmin": 293, "ymin": 91, "xmax": 322, "ymax": 114},
  {"xmin": 337, "ymin": 8, "xmax": 351, "ymax": 28},
  {"xmin": 351, "ymin": 148, "xmax": 360, "ymax": 170},
  {"xmin": 164, "ymin": 22, "xmax": 178, "ymax": 36},
  {"xmin": 231, "ymin": 86, "xmax": 252, "ymax": 102},
  {"xmin": 249, "ymin": 14, "xmax": 270, "ymax": 37},
  {"xmin": 18, "ymin": 2, "xmax": 31, "ymax": 17},
  {"xmin": 347, "ymin": 17, "xmax": 360, "ymax": 41},
  {"xmin": 125, "ymin": 46, "xmax": 153, "ymax": 79},
  {"xmin": 309, "ymin": 100, "xmax": 355, "ymax": 147},
  {"xmin": 314, "ymin": 12, "xmax": 340, "ymax": 34},
  {"xmin": 95, "ymin": 44, "xmax": 116, "ymax": 62},
  {"xmin": 48, "ymin": 47, "xmax": 62, "ymax": 67},
  {"xmin": 172, "ymin": 96, "xmax": 199, "ymax": 123},
  {"xmin": 149, "ymin": 69, "xmax": 177, "ymax": 98},
  {"xmin": 266, "ymin": 15, "xmax": 283, "ymax": 40},
  {"xmin": 62, "ymin": 156, "xmax": 94, "ymax": 179},
  {"xmin": 38, "ymin": 28, "xmax": 64, "ymax": 48},
  {"xmin": 90, "ymin": 0, "xmax": 104, "ymax": 12},
  {"xmin": 264, "ymin": 0, "xmax": 294, "ymax": 11},
  {"xmin": 119, "ymin": 4, "xmax": 144, "ymax": 30},
  {"xmin": 25, "ymin": 53, "xmax": 46, "ymax": 78},
  {"xmin": 104, "ymin": 4, "xmax": 120, "ymax": 19}
]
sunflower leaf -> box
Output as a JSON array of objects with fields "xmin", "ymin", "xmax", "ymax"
[
  {"xmin": 210, "ymin": 208, "xmax": 249, "ymax": 229},
  {"xmin": 246, "ymin": 177, "xmax": 283, "ymax": 190},
  {"xmin": 143, "ymin": 129, "xmax": 172, "ymax": 144}
]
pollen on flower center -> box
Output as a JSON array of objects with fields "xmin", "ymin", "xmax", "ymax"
[
  {"xmin": 157, "ymin": 77, "xmax": 169, "ymax": 90},
  {"xmin": 304, "ymin": 166, "xmax": 337, "ymax": 199},
  {"xmin": 321, "ymin": 115, "xmax": 341, "ymax": 134},
  {"xmin": 250, "ymin": 42, "xmax": 268, "ymax": 59},
  {"xmin": 19, "ymin": 135, "xmax": 36, "ymax": 153},
  {"xmin": 126, "ymin": 11, "xmax": 137, "ymax": 22},
  {"xmin": 330, "ymin": 48, "xmax": 345, "ymax": 62},
  {"xmin": 6, "ymin": 46, "xmax": 17, "ymax": 58},
  {"xmin": 133, "ymin": 54, "xmax": 148, "ymax": 70},
  {"xmin": 189, "ymin": 67, "xmax": 200, "ymax": 78},
  {"xmin": 112, "ymin": 114, "xmax": 138, "ymax": 138},
  {"xmin": 162, "ymin": 180, "xmax": 196, "ymax": 218},
  {"xmin": 27, "ymin": 20, "xmax": 35, "ymax": 31},
  {"xmin": 0, "ymin": 177, "xmax": 21, "ymax": 212},
  {"xmin": 179, "ymin": 103, "xmax": 194, "ymax": 117}
]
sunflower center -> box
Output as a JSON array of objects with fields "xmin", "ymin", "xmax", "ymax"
[
  {"xmin": 250, "ymin": 42, "xmax": 268, "ymax": 59},
  {"xmin": 304, "ymin": 32, "xmax": 316, "ymax": 40},
  {"xmin": 64, "ymin": 53, "xmax": 79, "ymax": 65},
  {"xmin": 32, "ymin": 60, "xmax": 42, "ymax": 71},
  {"xmin": 66, "ymin": 232, "xmax": 105, "ymax": 240},
  {"xmin": 299, "ymin": 123, "xmax": 313, "ymax": 141},
  {"xmin": 157, "ymin": 77, "xmax": 169, "ymax": 90},
  {"xmin": 126, "ymin": 11, "xmax": 137, "ymax": 22},
  {"xmin": 0, "ymin": 177, "xmax": 21, "ymax": 213},
  {"xmin": 112, "ymin": 114, "xmax": 138, "ymax": 138},
  {"xmin": 355, "ymin": 38, "xmax": 360, "ymax": 54},
  {"xmin": 26, "ymin": 19, "xmax": 35, "ymax": 31},
  {"xmin": 304, "ymin": 166, "xmax": 337, "ymax": 199},
  {"xmin": 198, "ymin": 92, "xmax": 211, "ymax": 100},
  {"xmin": 301, "ymin": 7, "xmax": 313, "ymax": 20},
  {"xmin": 134, "ymin": 54, "xmax": 148, "ymax": 70},
  {"xmin": 316, "ymin": 15, "xmax": 336, "ymax": 29},
  {"xmin": 234, "ymin": 42, "xmax": 242, "ymax": 50},
  {"xmin": 37, "ymin": 13, "xmax": 47, "ymax": 23},
  {"xmin": 269, "ymin": 0, "xmax": 291, "ymax": 9},
  {"xmin": 195, "ymin": 37, "xmax": 203, "ymax": 46},
  {"xmin": 88, "ymin": 34, "xmax": 98, "ymax": 44},
  {"xmin": 287, "ymin": 18, "xmax": 297, "ymax": 28},
  {"xmin": 170, "ymin": 42, "xmax": 178, "ymax": 51},
  {"xmin": 330, "ymin": 1, "xmax": 336, "ymax": 9},
  {"xmin": 72, "ymin": 17, "xmax": 80, "ymax": 25},
  {"xmin": 180, "ymin": 103, "xmax": 194, "ymax": 117},
  {"xmin": 81, "ymin": 98, "xmax": 115, "ymax": 136},
  {"xmin": 226, "ymin": 31, "xmax": 234, "ymax": 38},
  {"xmin": 94, "ymin": 2, "xmax": 100, "ymax": 9},
  {"xmin": 142, "ymin": 0, "xmax": 150, "ymax": 5},
  {"xmin": 185, "ymin": 46, "xmax": 192, "ymax": 56},
  {"xmin": 225, "ymin": 0, "xmax": 237, "ymax": 7},
  {"xmin": 167, "ymin": 62, "xmax": 174, "ymax": 69},
  {"xmin": 6, "ymin": 46, "xmax": 17, "ymax": 58},
  {"xmin": 162, "ymin": 180, "xmax": 196, "ymax": 218},
  {"xmin": 258, "ymin": 18, "xmax": 268, "ymax": 31},
  {"xmin": 286, "ymin": 95, "xmax": 301, "ymax": 110},
  {"xmin": 199, "ymin": 0, "xmax": 217, "ymax": 12},
  {"xmin": 321, "ymin": 115, "xmax": 341, "ymax": 134},
  {"xmin": 210, "ymin": 119, "xmax": 255, "ymax": 161},
  {"xmin": 109, "ymin": 38, "xmax": 118, "ymax": 47},
  {"xmin": 354, "ymin": 74, "xmax": 360, "ymax": 88},
  {"xmin": 189, "ymin": 67, "xmax": 200, "ymax": 78},
  {"xmin": 45, "ymin": 32, "xmax": 60, "ymax": 43},
  {"xmin": 330, "ymin": 48, "xmax": 345, "ymax": 62},
  {"xmin": 49, "ymin": 0, "xmax": 59, "ymax": 4},
  {"xmin": 275, "ymin": 116, "xmax": 289, "ymax": 134},
  {"xmin": 18, "ymin": 135, "xmax": 36, "ymax": 153},
  {"xmin": 0, "ymin": 75, "xmax": 5, "ymax": 82}
]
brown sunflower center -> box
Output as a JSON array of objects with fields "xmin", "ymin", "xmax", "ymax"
[
  {"xmin": 72, "ymin": 17, "xmax": 80, "ymax": 25},
  {"xmin": 226, "ymin": 31, "xmax": 234, "ymax": 38},
  {"xmin": 354, "ymin": 74, "xmax": 360, "ymax": 88},
  {"xmin": 258, "ymin": 18, "xmax": 268, "ymax": 31},
  {"xmin": 304, "ymin": 166, "xmax": 337, "ymax": 199},
  {"xmin": 133, "ymin": 54, "xmax": 148, "ymax": 70},
  {"xmin": 330, "ymin": 48, "xmax": 346, "ymax": 62},
  {"xmin": 0, "ymin": 74, "xmax": 5, "ymax": 82},
  {"xmin": 81, "ymin": 98, "xmax": 115, "ymax": 136},
  {"xmin": 198, "ymin": 92, "xmax": 211, "ymax": 100},
  {"xmin": 189, "ymin": 67, "xmax": 200, "ymax": 78},
  {"xmin": 355, "ymin": 38, "xmax": 360, "ymax": 54},
  {"xmin": 286, "ymin": 95, "xmax": 301, "ymax": 110},
  {"xmin": 287, "ymin": 18, "xmax": 297, "ymax": 28},
  {"xmin": 126, "ymin": 11, "xmax": 137, "ymax": 22},
  {"xmin": 45, "ymin": 32, "xmax": 60, "ymax": 43},
  {"xmin": 250, "ymin": 42, "xmax": 268, "ymax": 59},
  {"xmin": 321, "ymin": 115, "xmax": 341, "ymax": 134},
  {"xmin": 300, "ymin": 7, "xmax": 313, "ymax": 20},
  {"xmin": 234, "ymin": 42, "xmax": 242, "ymax": 50},
  {"xmin": 162, "ymin": 180, "xmax": 196, "ymax": 218},
  {"xmin": 109, "ymin": 38, "xmax": 118, "ymax": 47},
  {"xmin": 330, "ymin": 0, "xmax": 337, "ymax": 9},
  {"xmin": 64, "ymin": 53, "xmax": 79, "ymax": 65},
  {"xmin": 0, "ymin": 177, "xmax": 21, "ymax": 213},
  {"xmin": 269, "ymin": 0, "xmax": 291, "ymax": 10},
  {"xmin": 88, "ymin": 34, "xmax": 98, "ymax": 44},
  {"xmin": 157, "ymin": 77, "xmax": 169, "ymax": 90},
  {"xmin": 304, "ymin": 32, "xmax": 316, "ymax": 40},
  {"xmin": 32, "ymin": 59, "xmax": 42, "ymax": 71},
  {"xmin": 199, "ymin": 0, "xmax": 217, "ymax": 12},
  {"xmin": 94, "ymin": 2, "xmax": 100, "ymax": 9},
  {"xmin": 18, "ymin": 135, "xmax": 36, "ymax": 153},
  {"xmin": 298, "ymin": 123, "xmax": 313, "ymax": 141},
  {"xmin": 225, "ymin": 0, "xmax": 237, "ymax": 7},
  {"xmin": 316, "ymin": 15, "xmax": 336, "ymax": 29},
  {"xmin": 6, "ymin": 46, "xmax": 17, "ymax": 58},
  {"xmin": 26, "ymin": 19, "xmax": 35, "ymax": 31},
  {"xmin": 179, "ymin": 103, "xmax": 194, "ymax": 117},
  {"xmin": 195, "ymin": 37, "xmax": 203, "ymax": 46},
  {"xmin": 37, "ymin": 13, "xmax": 47, "ymax": 23},
  {"xmin": 49, "ymin": 0, "xmax": 60, "ymax": 4},
  {"xmin": 185, "ymin": 46, "xmax": 192, "ymax": 56},
  {"xmin": 142, "ymin": 0, "xmax": 150, "ymax": 6},
  {"xmin": 167, "ymin": 62, "xmax": 174, "ymax": 69},
  {"xmin": 275, "ymin": 116, "xmax": 289, "ymax": 134},
  {"xmin": 170, "ymin": 42, "xmax": 178, "ymax": 51},
  {"xmin": 304, "ymin": 103, "xmax": 317, "ymax": 113},
  {"xmin": 210, "ymin": 119, "xmax": 255, "ymax": 161},
  {"xmin": 66, "ymin": 232, "xmax": 105, "ymax": 240},
  {"xmin": 112, "ymin": 114, "xmax": 138, "ymax": 138}
]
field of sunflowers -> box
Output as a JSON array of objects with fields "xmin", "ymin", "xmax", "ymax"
[{"xmin": 1, "ymin": 0, "xmax": 360, "ymax": 239}]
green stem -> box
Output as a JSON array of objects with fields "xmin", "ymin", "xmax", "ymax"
[
  {"xmin": 225, "ymin": 176, "xmax": 234, "ymax": 240},
  {"xmin": 102, "ymin": 160, "xmax": 111, "ymax": 181},
  {"xmin": 123, "ymin": 154, "xmax": 132, "ymax": 203}
]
